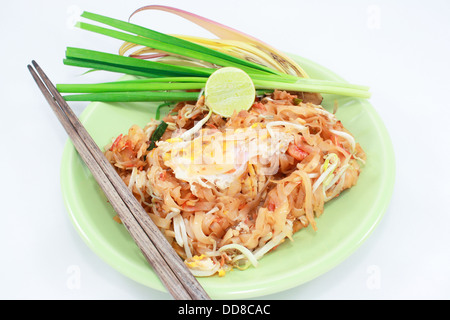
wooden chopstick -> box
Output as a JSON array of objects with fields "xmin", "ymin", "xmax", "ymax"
[{"xmin": 28, "ymin": 61, "xmax": 210, "ymax": 300}]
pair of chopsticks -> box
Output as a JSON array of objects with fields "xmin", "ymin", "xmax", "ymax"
[{"xmin": 28, "ymin": 61, "xmax": 210, "ymax": 300}]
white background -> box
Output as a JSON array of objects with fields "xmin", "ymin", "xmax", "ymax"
[{"xmin": 1, "ymin": 0, "xmax": 449, "ymax": 300}]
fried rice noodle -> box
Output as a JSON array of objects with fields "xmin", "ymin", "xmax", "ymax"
[{"xmin": 105, "ymin": 90, "xmax": 365, "ymax": 276}]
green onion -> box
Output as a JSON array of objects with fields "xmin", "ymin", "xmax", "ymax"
[
  {"xmin": 66, "ymin": 47, "xmax": 215, "ymax": 77},
  {"xmin": 80, "ymin": 11, "xmax": 281, "ymax": 76},
  {"xmin": 110, "ymin": 77, "xmax": 209, "ymax": 84},
  {"xmin": 57, "ymin": 81, "xmax": 205, "ymax": 93},
  {"xmin": 63, "ymin": 91, "xmax": 200, "ymax": 102},
  {"xmin": 147, "ymin": 121, "xmax": 169, "ymax": 151},
  {"xmin": 76, "ymin": 21, "xmax": 272, "ymax": 76},
  {"xmin": 63, "ymin": 58, "xmax": 165, "ymax": 78},
  {"xmin": 253, "ymin": 79, "xmax": 371, "ymax": 99},
  {"xmin": 155, "ymin": 102, "xmax": 174, "ymax": 120},
  {"xmin": 293, "ymin": 98, "xmax": 303, "ymax": 105},
  {"xmin": 58, "ymin": 11, "xmax": 371, "ymax": 103}
]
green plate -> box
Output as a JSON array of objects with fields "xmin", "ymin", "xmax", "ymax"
[{"xmin": 60, "ymin": 54, "xmax": 395, "ymax": 299}]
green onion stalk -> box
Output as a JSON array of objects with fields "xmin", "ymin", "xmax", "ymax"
[{"xmin": 57, "ymin": 11, "xmax": 371, "ymax": 103}]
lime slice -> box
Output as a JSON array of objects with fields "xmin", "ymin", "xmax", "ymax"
[{"xmin": 204, "ymin": 67, "xmax": 256, "ymax": 117}]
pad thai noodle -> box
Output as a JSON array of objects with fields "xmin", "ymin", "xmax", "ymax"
[{"xmin": 104, "ymin": 90, "xmax": 365, "ymax": 277}]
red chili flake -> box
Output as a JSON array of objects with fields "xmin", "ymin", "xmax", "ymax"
[
  {"xmin": 268, "ymin": 200, "xmax": 276, "ymax": 211},
  {"xmin": 109, "ymin": 134, "xmax": 122, "ymax": 151},
  {"xmin": 252, "ymin": 102, "xmax": 266, "ymax": 111}
]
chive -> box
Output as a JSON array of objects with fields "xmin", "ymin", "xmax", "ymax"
[
  {"xmin": 66, "ymin": 47, "xmax": 215, "ymax": 77},
  {"xmin": 57, "ymin": 82, "xmax": 205, "ymax": 93},
  {"xmin": 147, "ymin": 121, "xmax": 168, "ymax": 151},
  {"xmin": 63, "ymin": 58, "xmax": 166, "ymax": 78},
  {"xmin": 155, "ymin": 102, "xmax": 174, "ymax": 120},
  {"xmin": 109, "ymin": 77, "xmax": 209, "ymax": 84},
  {"xmin": 80, "ymin": 11, "xmax": 281, "ymax": 76},
  {"xmin": 59, "ymin": 11, "xmax": 371, "ymax": 104},
  {"xmin": 256, "ymin": 89, "xmax": 274, "ymax": 96},
  {"xmin": 253, "ymin": 79, "xmax": 371, "ymax": 99},
  {"xmin": 62, "ymin": 91, "xmax": 200, "ymax": 102},
  {"xmin": 76, "ymin": 21, "xmax": 273, "ymax": 76},
  {"xmin": 293, "ymin": 98, "xmax": 303, "ymax": 105},
  {"xmin": 62, "ymin": 53, "xmax": 369, "ymax": 96}
]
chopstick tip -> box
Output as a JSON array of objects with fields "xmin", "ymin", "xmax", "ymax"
[
  {"xmin": 27, "ymin": 64, "xmax": 36, "ymax": 75},
  {"xmin": 31, "ymin": 60, "xmax": 40, "ymax": 69}
]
